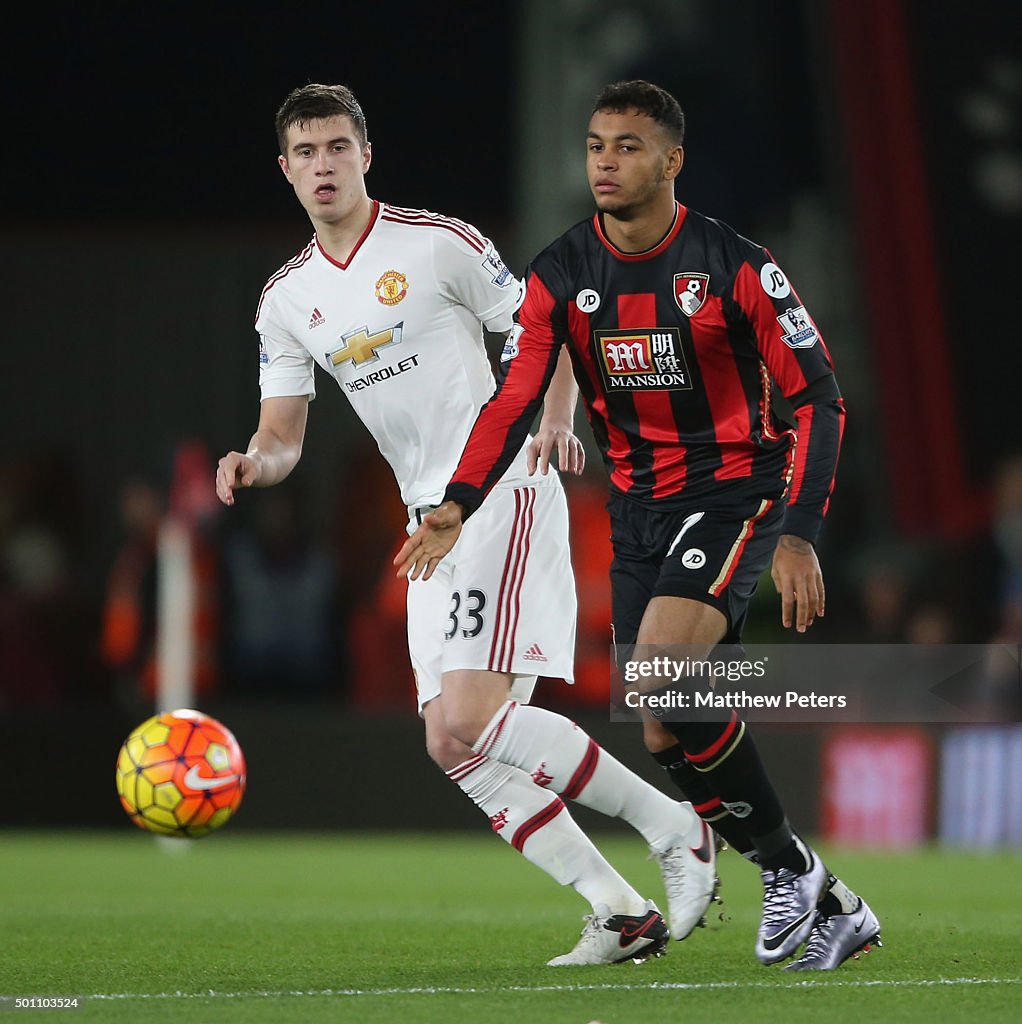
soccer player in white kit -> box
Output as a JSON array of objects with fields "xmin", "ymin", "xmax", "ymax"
[{"xmin": 215, "ymin": 83, "xmax": 716, "ymax": 965}]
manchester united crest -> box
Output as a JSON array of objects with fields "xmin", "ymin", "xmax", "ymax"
[
  {"xmin": 375, "ymin": 270, "xmax": 409, "ymax": 306},
  {"xmin": 674, "ymin": 273, "xmax": 709, "ymax": 317}
]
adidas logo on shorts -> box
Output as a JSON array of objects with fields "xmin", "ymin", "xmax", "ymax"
[{"xmin": 522, "ymin": 643, "xmax": 548, "ymax": 662}]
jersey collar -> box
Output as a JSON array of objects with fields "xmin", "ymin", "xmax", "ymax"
[
  {"xmin": 593, "ymin": 201, "xmax": 687, "ymax": 261},
  {"xmin": 316, "ymin": 199, "xmax": 381, "ymax": 270}
]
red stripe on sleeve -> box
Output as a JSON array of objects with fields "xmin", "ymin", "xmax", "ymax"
[
  {"xmin": 787, "ymin": 404, "xmax": 814, "ymax": 506},
  {"xmin": 820, "ymin": 405, "xmax": 846, "ymax": 520},
  {"xmin": 448, "ymin": 274, "xmax": 559, "ymax": 502},
  {"xmin": 732, "ymin": 262, "xmax": 812, "ymax": 396}
]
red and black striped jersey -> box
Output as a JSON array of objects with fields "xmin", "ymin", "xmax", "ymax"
[{"xmin": 446, "ymin": 202, "xmax": 846, "ymax": 544}]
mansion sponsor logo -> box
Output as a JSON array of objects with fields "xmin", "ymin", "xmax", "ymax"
[{"xmin": 594, "ymin": 327, "xmax": 692, "ymax": 392}]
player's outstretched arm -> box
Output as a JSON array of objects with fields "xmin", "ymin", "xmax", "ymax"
[
  {"xmin": 393, "ymin": 501, "xmax": 465, "ymax": 581},
  {"xmin": 216, "ymin": 395, "xmax": 310, "ymax": 506},
  {"xmin": 770, "ymin": 533, "xmax": 825, "ymax": 634},
  {"xmin": 526, "ymin": 346, "xmax": 585, "ymax": 477}
]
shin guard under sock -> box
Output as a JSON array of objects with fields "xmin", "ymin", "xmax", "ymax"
[
  {"xmin": 476, "ymin": 700, "xmax": 699, "ymax": 852},
  {"xmin": 664, "ymin": 713, "xmax": 794, "ymax": 860},
  {"xmin": 650, "ymin": 743, "xmax": 756, "ymax": 855},
  {"xmin": 447, "ymin": 753, "xmax": 646, "ymax": 915}
]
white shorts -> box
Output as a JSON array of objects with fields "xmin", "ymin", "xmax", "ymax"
[{"xmin": 406, "ymin": 476, "xmax": 577, "ymax": 712}]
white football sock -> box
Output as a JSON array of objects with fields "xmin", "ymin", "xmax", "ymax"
[
  {"xmin": 447, "ymin": 753, "xmax": 646, "ymax": 916},
  {"xmin": 474, "ymin": 700, "xmax": 699, "ymax": 853}
]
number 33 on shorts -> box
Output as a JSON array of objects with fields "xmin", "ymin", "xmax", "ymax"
[{"xmin": 445, "ymin": 589, "xmax": 487, "ymax": 639}]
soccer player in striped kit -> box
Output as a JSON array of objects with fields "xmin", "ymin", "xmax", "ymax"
[
  {"xmin": 397, "ymin": 80, "xmax": 881, "ymax": 970},
  {"xmin": 216, "ymin": 83, "xmax": 718, "ymax": 966}
]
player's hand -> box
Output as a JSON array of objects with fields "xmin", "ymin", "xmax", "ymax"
[
  {"xmin": 771, "ymin": 534, "xmax": 825, "ymax": 633},
  {"xmin": 526, "ymin": 422, "xmax": 585, "ymax": 476},
  {"xmin": 216, "ymin": 451, "xmax": 262, "ymax": 506},
  {"xmin": 393, "ymin": 500, "xmax": 465, "ymax": 581}
]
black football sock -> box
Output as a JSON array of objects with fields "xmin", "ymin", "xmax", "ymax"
[
  {"xmin": 665, "ymin": 713, "xmax": 800, "ymax": 866},
  {"xmin": 760, "ymin": 834, "xmax": 812, "ymax": 874},
  {"xmin": 650, "ymin": 744, "xmax": 756, "ymax": 856}
]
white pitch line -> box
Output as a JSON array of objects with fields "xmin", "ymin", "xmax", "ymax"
[{"xmin": 73, "ymin": 977, "xmax": 1021, "ymax": 1002}]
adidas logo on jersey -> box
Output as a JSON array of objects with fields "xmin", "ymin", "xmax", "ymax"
[
  {"xmin": 523, "ymin": 643, "xmax": 548, "ymax": 663},
  {"xmin": 308, "ymin": 307, "xmax": 326, "ymax": 329}
]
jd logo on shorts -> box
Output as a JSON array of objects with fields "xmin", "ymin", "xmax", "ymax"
[{"xmin": 681, "ymin": 548, "xmax": 706, "ymax": 569}]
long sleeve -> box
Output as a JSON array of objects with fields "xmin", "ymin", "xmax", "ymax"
[{"xmin": 444, "ymin": 271, "xmax": 564, "ymax": 517}]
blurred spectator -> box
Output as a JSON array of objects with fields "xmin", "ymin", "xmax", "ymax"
[
  {"xmin": 101, "ymin": 442, "xmax": 222, "ymax": 715},
  {"xmin": 857, "ymin": 559, "xmax": 910, "ymax": 642},
  {"xmin": 815, "ymin": 543, "xmax": 919, "ymax": 643},
  {"xmin": 222, "ymin": 487, "xmax": 338, "ymax": 697},
  {"xmin": 329, "ymin": 447, "xmax": 408, "ymax": 625},
  {"xmin": 0, "ymin": 451, "xmax": 100, "ymax": 709},
  {"xmin": 100, "ymin": 478, "xmax": 162, "ymax": 708},
  {"xmin": 332, "ymin": 449, "xmax": 415, "ymax": 709},
  {"xmin": 0, "ymin": 521, "xmax": 68, "ymax": 709},
  {"xmin": 346, "ymin": 537, "xmax": 416, "ymax": 712},
  {"xmin": 904, "ymin": 603, "xmax": 957, "ymax": 645}
]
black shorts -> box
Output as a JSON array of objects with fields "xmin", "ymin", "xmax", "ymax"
[{"xmin": 608, "ymin": 491, "xmax": 784, "ymax": 646}]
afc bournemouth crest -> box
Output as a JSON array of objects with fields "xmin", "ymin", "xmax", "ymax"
[
  {"xmin": 376, "ymin": 270, "xmax": 408, "ymax": 306},
  {"xmin": 674, "ymin": 273, "xmax": 709, "ymax": 317}
]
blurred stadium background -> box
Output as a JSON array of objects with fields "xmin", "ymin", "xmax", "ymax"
[{"xmin": 1, "ymin": 0, "xmax": 1019, "ymax": 850}]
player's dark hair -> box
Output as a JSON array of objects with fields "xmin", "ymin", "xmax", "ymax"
[
  {"xmin": 592, "ymin": 80, "xmax": 685, "ymax": 145},
  {"xmin": 275, "ymin": 83, "xmax": 368, "ymax": 155}
]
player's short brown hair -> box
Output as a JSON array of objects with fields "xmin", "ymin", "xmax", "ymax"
[
  {"xmin": 592, "ymin": 80, "xmax": 685, "ymax": 146},
  {"xmin": 275, "ymin": 83, "xmax": 368, "ymax": 155}
]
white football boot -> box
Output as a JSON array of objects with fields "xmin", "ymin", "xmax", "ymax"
[
  {"xmin": 650, "ymin": 812, "xmax": 718, "ymax": 940},
  {"xmin": 547, "ymin": 900, "xmax": 669, "ymax": 966}
]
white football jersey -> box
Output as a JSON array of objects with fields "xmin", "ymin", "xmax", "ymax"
[{"xmin": 255, "ymin": 201, "xmax": 533, "ymax": 507}]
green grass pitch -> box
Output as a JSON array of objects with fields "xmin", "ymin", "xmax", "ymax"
[{"xmin": 1, "ymin": 831, "xmax": 1019, "ymax": 1022}]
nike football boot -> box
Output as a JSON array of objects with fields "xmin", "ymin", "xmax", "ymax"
[
  {"xmin": 784, "ymin": 897, "xmax": 882, "ymax": 971},
  {"xmin": 650, "ymin": 814, "xmax": 718, "ymax": 940},
  {"xmin": 755, "ymin": 840, "xmax": 828, "ymax": 964},
  {"xmin": 546, "ymin": 900, "xmax": 669, "ymax": 966}
]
